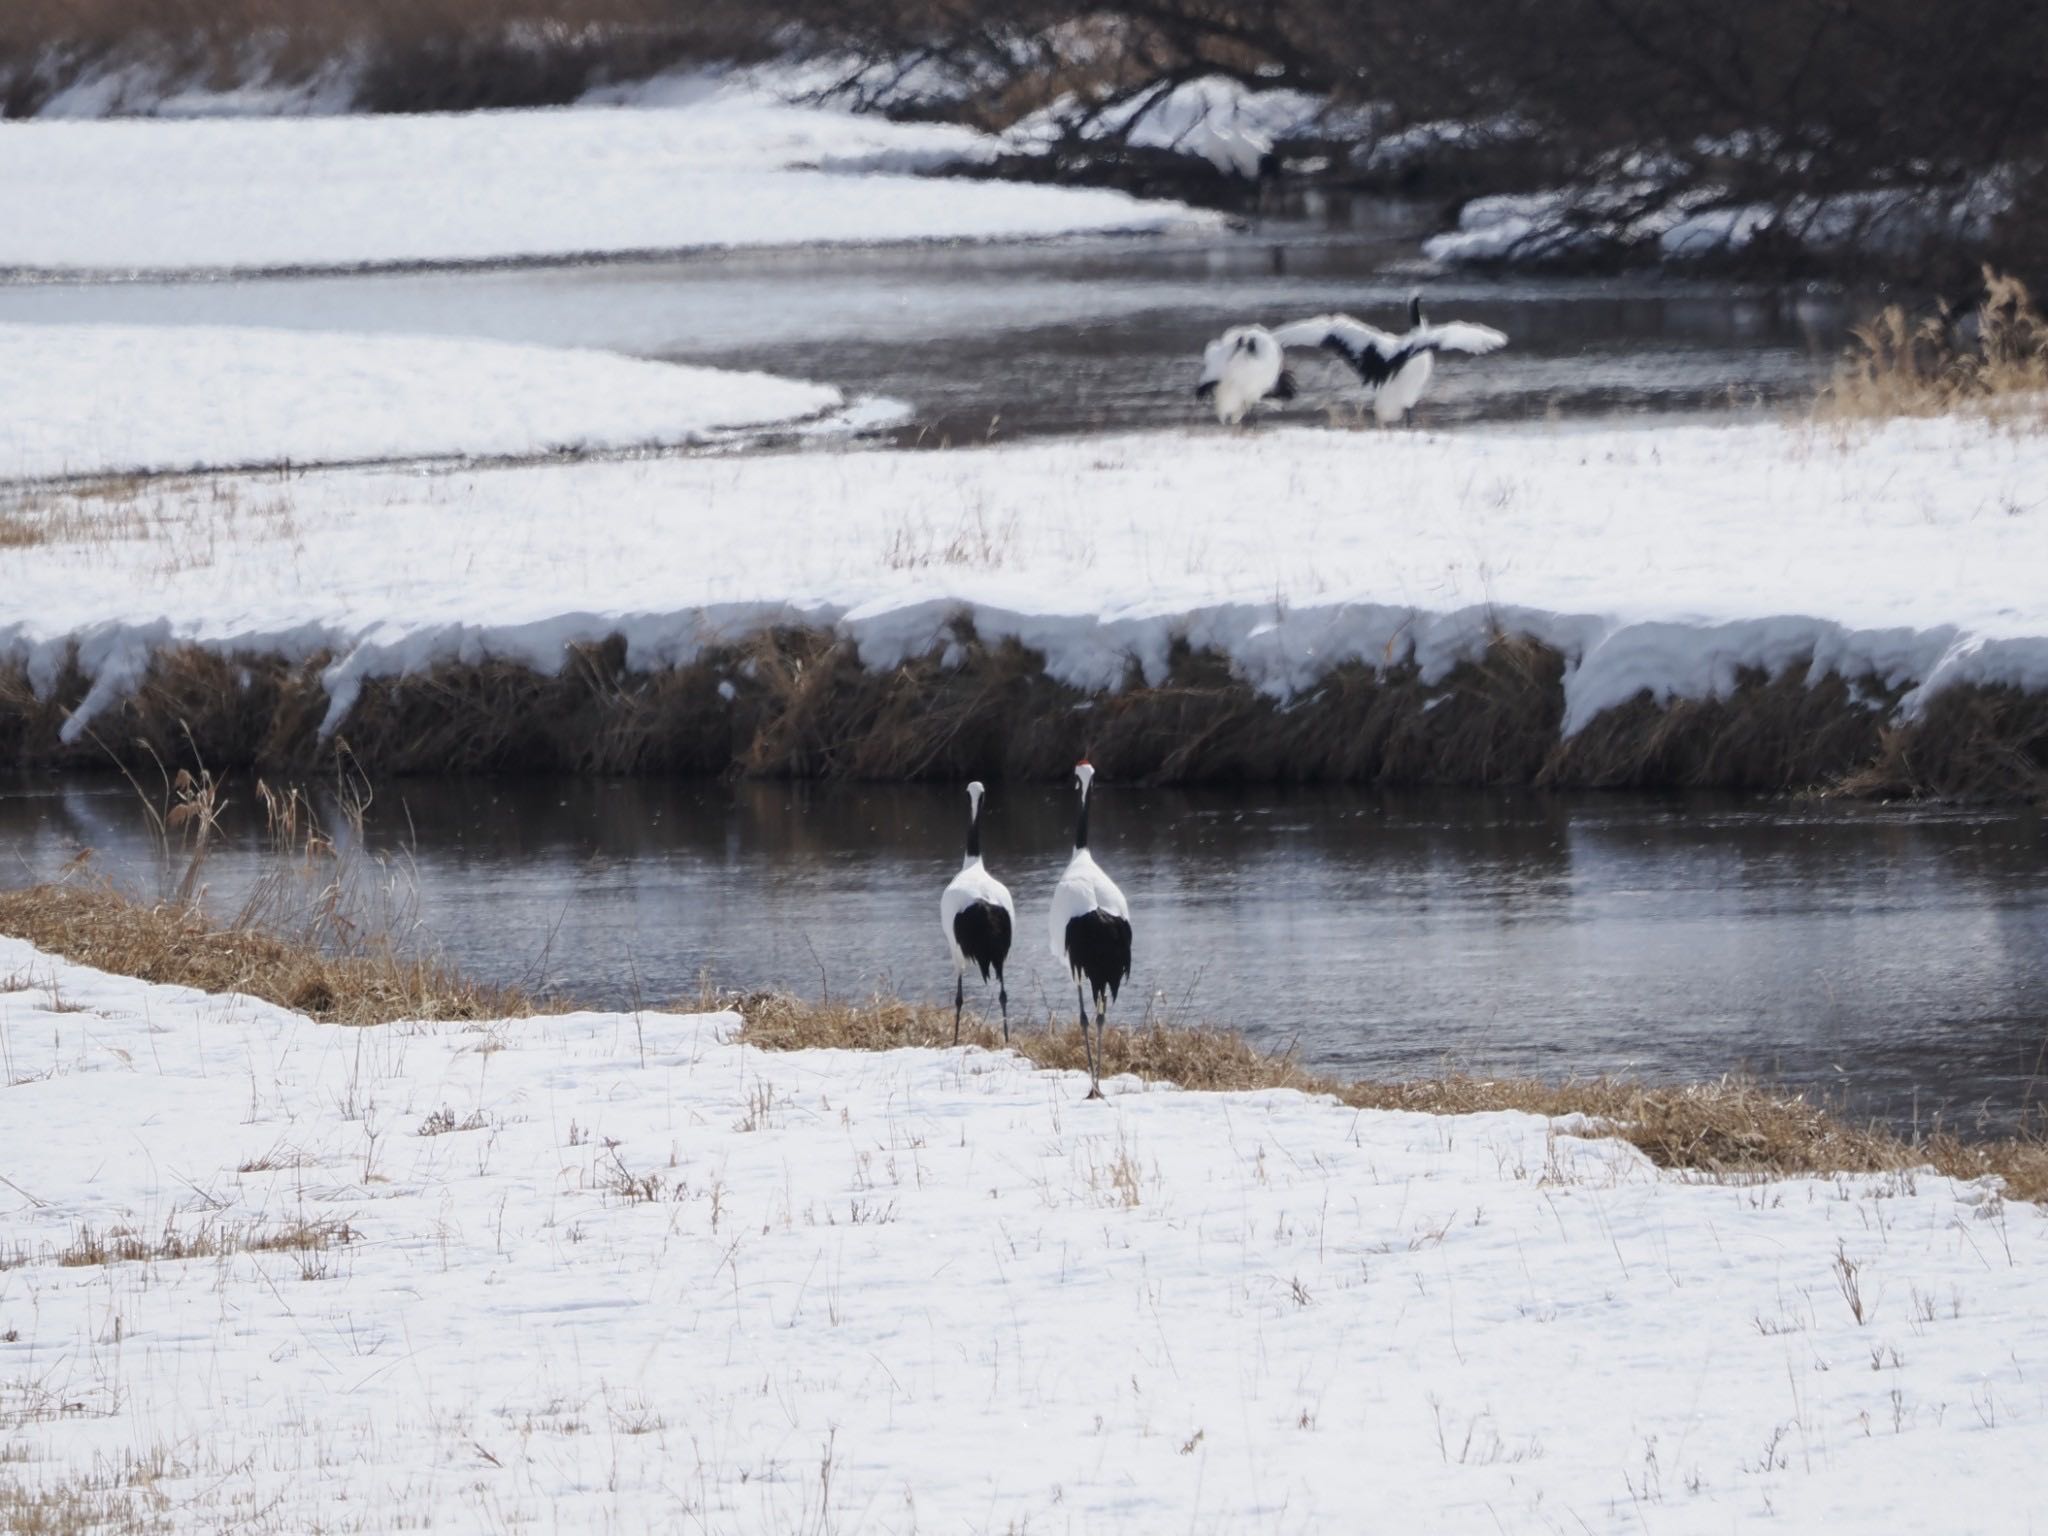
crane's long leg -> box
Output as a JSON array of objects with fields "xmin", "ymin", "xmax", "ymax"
[
  {"xmin": 953, "ymin": 972, "xmax": 964, "ymax": 1046},
  {"xmin": 996, "ymin": 969, "xmax": 1009, "ymax": 1044},
  {"xmin": 1078, "ymin": 983, "xmax": 1102, "ymax": 1100}
]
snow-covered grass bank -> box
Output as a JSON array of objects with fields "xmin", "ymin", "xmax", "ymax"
[
  {"xmin": 0, "ymin": 73, "xmax": 1203, "ymax": 275},
  {"xmin": 2, "ymin": 414, "xmax": 2045, "ymax": 785},
  {"xmin": 0, "ymin": 323, "xmax": 872, "ymax": 480},
  {"xmin": 1, "ymin": 938, "xmax": 2044, "ymax": 1532}
]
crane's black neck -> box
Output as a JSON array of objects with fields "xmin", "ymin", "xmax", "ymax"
[
  {"xmin": 965, "ymin": 795, "xmax": 982, "ymax": 860},
  {"xmin": 1073, "ymin": 780, "xmax": 1092, "ymax": 850}
]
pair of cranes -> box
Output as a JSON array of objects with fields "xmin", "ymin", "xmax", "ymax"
[
  {"xmin": 941, "ymin": 762, "xmax": 1131, "ymax": 1101},
  {"xmin": 1197, "ymin": 295, "xmax": 1510, "ymax": 427}
]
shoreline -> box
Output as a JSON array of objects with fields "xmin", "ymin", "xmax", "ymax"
[{"xmin": 1, "ymin": 880, "xmax": 2042, "ymax": 1189}]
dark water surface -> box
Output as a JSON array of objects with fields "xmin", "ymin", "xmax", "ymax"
[
  {"xmin": 0, "ymin": 209, "xmax": 1848, "ymax": 447},
  {"xmin": 5, "ymin": 775, "xmax": 2045, "ymax": 1135}
]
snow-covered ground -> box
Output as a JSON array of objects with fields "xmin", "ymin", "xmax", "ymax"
[
  {"xmin": 0, "ymin": 323, "xmax": 881, "ymax": 480},
  {"xmin": 3, "ymin": 415, "xmax": 2045, "ymax": 744},
  {"xmin": 0, "ymin": 940, "xmax": 2042, "ymax": 1530},
  {"xmin": 0, "ymin": 72, "xmax": 1203, "ymax": 275}
]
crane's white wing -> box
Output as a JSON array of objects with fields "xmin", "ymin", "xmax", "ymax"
[
  {"xmin": 1272, "ymin": 313, "xmax": 1405, "ymax": 385},
  {"xmin": 1415, "ymin": 320, "xmax": 1508, "ymax": 355}
]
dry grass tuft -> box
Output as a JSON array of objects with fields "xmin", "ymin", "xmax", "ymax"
[
  {"xmin": 733, "ymin": 991, "xmax": 2048, "ymax": 1201},
  {"xmin": 0, "ymin": 1471, "xmax": 169, "ymax": 1536},
  {"xmin": 1821, "ymin": 268, "xmax": 2048, "ymax": 426},
  {"xmin": 1836, "ymin": 682, "xmax": 2048, "ymax": 801},
  {"xmin": 0, "ymin": 882, "xmax": 525, "ymax": 1026},
  {"xmin": 0, "ymin": 1217, "xmax": 356, "ymax": 1273}
]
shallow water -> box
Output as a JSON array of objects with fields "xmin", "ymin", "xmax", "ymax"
[
  {"xmin": 0, "ymin": 211, "xmax": 1848, "ymax": 447},
  {"xmin": 6, "ymin": 775, "xmax": 2045, "ymax": 1134}
]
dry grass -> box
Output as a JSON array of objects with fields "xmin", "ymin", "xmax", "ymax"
[
  {"xmin": 0, "ymin": 479, "xmax": 151, "ymax": 551},
  {"xmin": 0, "ymin": 1469, "xmax": 170, "ymax": 1536},
  {"xmin": 0, "ymin": 753, "xmax": 541, "ymax": 1023},
  {"xmin": 1821, "ymin": 269, "xmax": 2048, "ymax": 427},
  {"xmin": 0, "ymin": 477, "xmax": 298, "ymax": 571},
  {"xmin": 0, "ymin": 1216, "xmax": 355, "ymax": 1274},
  {"xmin": 0, "ymin": 0, "xmax": 771, "ymax": 117},
  {"xmin": 0, "ymin": 620, "xmax": 2039, "ymax": 797},
  {"xmin": 0, "ymin": 882, "xmax": 527, "ymax": 1027},
  {"xmin": 733, "ymin": 991, "xmax": 2048, "ymax": 1201}
]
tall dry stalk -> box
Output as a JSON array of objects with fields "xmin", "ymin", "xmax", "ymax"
[{"xmin": 1822, "ymin": 268, "xmax": 2048, "ymax": 426}]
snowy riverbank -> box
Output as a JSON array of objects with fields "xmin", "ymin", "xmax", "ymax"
[
  {"xmin": 0, "ymin": 72, "xmax": 1205, "ymax": 275},
  {"xmin": 3, "ymin": 414, "xmax": 2045, "ymax": 757},
  {"xmin": 0, "ymin": 323, "xmax": 884, "ymax": 479},
  {"xmin": 0, "ymin": 938, "xmax": 2042, "ymax": 1530}
]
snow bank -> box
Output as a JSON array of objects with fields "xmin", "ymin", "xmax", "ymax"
[
  {"xmin": 0, "ymin": 73, "xmax": 1205, "ymax": 275},
  {"xmin": 0, "ymin": 324, "xmax": 862, "ymax": 480},
  {"xmin": 3, "ymin": 415, "xmax": 2046, "ymax": 744},
  {"xmin": 1428, "ymin": 179, "xmax": 2007, "ymax": 269},
  {"xmin": 0, "ymin": 942, "xmax": 2041, "ymax": 1530}
]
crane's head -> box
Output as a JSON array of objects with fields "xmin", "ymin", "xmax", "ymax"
[
  {"xmin": 1409, "ymin": 292, "xmax": 1426, "ymax": 328},
  {"xmin": 1074, "ymin": 760, "xmax": 1095, "ymax": 795},
  {"xmin": 965, "ymin": 780, "xmax": 985, "ymax": 808}
]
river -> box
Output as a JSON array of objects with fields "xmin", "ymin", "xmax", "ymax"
[{"xmin": 5, "ymin": 774, "xmax": 2044, "ymax": 1135}]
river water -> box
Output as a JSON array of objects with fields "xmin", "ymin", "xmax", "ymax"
[
  {"xmin": 0, "ymin": 206, "xmax": 1847, "ymax": 446},
  {"xmin": 5, "ymin": 774, "xmax": 2044, "ymax": 1135}
]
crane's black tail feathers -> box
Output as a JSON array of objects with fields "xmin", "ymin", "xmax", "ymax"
[
  {"xmin": 953, "ymin": 901, "xmax": 1013, "ymax": 982},
  {"xmin": 1063, "ymin": 911, "xmax": 1133, "ymax": 1005}
]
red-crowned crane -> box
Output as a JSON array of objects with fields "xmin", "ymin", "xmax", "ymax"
[
  {"xmin": 1048, "ymin": 761, "xmax": 1133, "ymax": 1099},
  {"xmin": 1195, "ymin": 324, "xmax": 1297, "ymax": 425},
  {"xmin": 1274, "ymin": 295, "xmax": 1507, "ymax": 425},
  {"xmin": 941, "ymin": 781, "xmax": 1014, "ymax": 1044}
]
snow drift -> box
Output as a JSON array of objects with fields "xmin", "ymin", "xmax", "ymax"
[{"xmin": 0, "ymin": 323, "xmax": 868, "ymax": 480}]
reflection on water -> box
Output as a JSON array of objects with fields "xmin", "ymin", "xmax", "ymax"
[
  {"xmin": 4, "ymin": 774, "xmax": 2045, "ymax": 1134},
  {"xmin": 0, "ymin": 215, "xmax": 1849, "ymax": 447}
]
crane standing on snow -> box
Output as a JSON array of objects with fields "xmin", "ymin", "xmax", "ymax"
[
  {"xmin": 1195, "ymin": 324, "xmax": 1298, "ymax": 425},
  {"xmin": 941, "ymin": 781, "xmax": 1015, "ymax": 1044},
  {"xmin": 1049, "ymin": 761, "xmax": 1133, "ymax": 1099},
  {"xmin": 1274, "ymin": 295, "xmax": 1508, "ymax": 426}
]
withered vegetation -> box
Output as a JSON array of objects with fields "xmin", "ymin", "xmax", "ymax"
[
  {"xmin": 0, "ymin": 767, "xmax": 530, "ymax": 1024},
  {"xmin": 1821, "ymin": 270, "xmax": 2048, "ymax": 427},
  {"xmin": 0, "ymin": 881, "xmax": 527, "ymax": 1026},
  {"xmin": 0, "ymin": 1216, "xmax": 356, "ymax": 1274},
  {"xmin": 1, "ymin": 621, "xmax": 2042, "ymax": 798},
  {"xmin": 0, "ymin": 0, "xmax": 770, "ymax": 117}
]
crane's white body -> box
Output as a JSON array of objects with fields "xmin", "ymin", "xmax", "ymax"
[
  {"xmin": 1049, "ymin": 762, "xmax": 1133, "ymax": 1099},
  {"xmin": 943, "ymin": 858, "xmax": 1014, "ymax": 970},
  {"xmin": 1274, "ymin": 308, "xmax": 1507, "ymax": 424},
  {"xmin": 1196, "ymin": 325, "xmax": 1293, "ymax": 425},
  {"xmin": 1047, "ymin": 849, "xmax": 1130, "ymax": 972},
  {"xmin": 1374, "ymin": 346, "xmax": 1434, "ymax": 423},
  {"xmin": 940, "ymin": 781, "xmax": 1015, "ymax": 1043}
]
